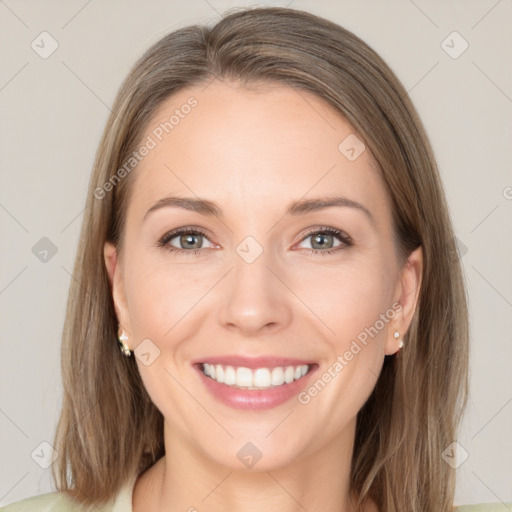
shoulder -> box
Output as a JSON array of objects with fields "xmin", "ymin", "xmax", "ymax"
[
  {"xmin": 455, "ymin": 504, "xmax": 512, "ymax": 511},
  {"xmin": 0, "ymin": 491, "xmax": 78, "ymax": 511}
]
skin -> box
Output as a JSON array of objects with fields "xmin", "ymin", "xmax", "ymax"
[{"xmin": 104, "ymin": 79, "xmax": 422, "ymax": 512}]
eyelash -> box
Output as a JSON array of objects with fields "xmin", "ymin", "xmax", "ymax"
[{"xmin": 156, "ymin": 226, "xmax": 353, "ymax": 257}]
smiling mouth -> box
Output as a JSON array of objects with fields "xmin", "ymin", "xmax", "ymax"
[{"xmin": 201, "ymin": 363, "xmax": 312, "ymax": 390}]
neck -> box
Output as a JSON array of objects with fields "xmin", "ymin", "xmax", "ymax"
[{"xmin": 133, "ymin": 417, "xmax": 372, "ymax": 512}]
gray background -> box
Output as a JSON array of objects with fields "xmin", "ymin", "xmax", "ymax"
[{"xmin": 1, "ymin": 0, "xmax": 511, "ymax": 507}]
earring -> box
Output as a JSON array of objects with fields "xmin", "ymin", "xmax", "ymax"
[
  {"xmin": 394, "ymin": 331, "xmax": 404, "ymax": 350},
  {"xmin": 118, "ymin": 326, "xmax": 132, "ymax": 357}
]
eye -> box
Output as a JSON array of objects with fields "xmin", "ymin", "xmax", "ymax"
[
  {"xmin": 157, "ymin": 226, "xmax": 352, "ymax": 256},
  {"xmin": 296, "ymin": 227, "xmax": 352, "ymax": 256},
  {"xmin": 157, "ymin": 227, "xmax": 215, "ymax": 255}
]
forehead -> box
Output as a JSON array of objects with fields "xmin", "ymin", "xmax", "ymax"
[{"xmin": 127, "ymin": 79, "xmax": 392, "ymax": 230}]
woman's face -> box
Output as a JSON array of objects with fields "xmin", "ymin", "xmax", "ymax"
[{"xmin": 105, "ymin": 79, "xmax": 422, "ymax": 471}]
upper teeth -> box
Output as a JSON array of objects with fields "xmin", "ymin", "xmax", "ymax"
[{"xmin": 202, "ymin": 364, "xmax": 309, "ymax": 389}]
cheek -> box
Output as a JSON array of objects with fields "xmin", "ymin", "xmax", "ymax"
[
  {"xmin": 294, "ymin": 257, "xmax": 393, "ymax": 346},
  {"xmin": 124, "ymin": 252, "xmax": 210, "ymax": 342},
  {"xmin": 122, "ymin": 255, "xmax": 212, "ymax": 430},
  {"xmin": 292, "ymin": 260, "xmax": 391, "ymax": 413}
]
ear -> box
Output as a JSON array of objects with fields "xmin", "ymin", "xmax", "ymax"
[
  {"xmin": 104, "ymin": 241, "xmax": 132, "ymax": 350},
  {"xmin": 384, "ymin": 245, "xmax": 423, "ymax": 356}
]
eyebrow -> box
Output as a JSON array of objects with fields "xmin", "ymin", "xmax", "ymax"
[{"xmin": 144, "ymin": 195, "xmax": 376, "ymax": 226}]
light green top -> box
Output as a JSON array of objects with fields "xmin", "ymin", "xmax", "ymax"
[
  {"xmin": 0, "ymin": 476, "xmax": 136, "ymax": 512},
  {"xmin": 1, "ymin": 477, "xmax": 510, "ymax": 512}
]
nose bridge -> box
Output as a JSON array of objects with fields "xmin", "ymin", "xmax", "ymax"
[{"xmin": 216, "ymin": 238, "xmax": 292, "ymax": 334}]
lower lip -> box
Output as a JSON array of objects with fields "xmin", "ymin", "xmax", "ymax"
[{"xmin": 195, "ymin": 365, "xmax": 317, "ymax": 410}]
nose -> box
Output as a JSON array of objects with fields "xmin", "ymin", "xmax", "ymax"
[{"xmin": 217, "ymin": 247, "xmax": 293, "ymax": 337}]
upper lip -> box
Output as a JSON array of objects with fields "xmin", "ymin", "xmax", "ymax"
[{"xmin": 192, "ymin": 355, "xmax": 316, "ymax": 370}]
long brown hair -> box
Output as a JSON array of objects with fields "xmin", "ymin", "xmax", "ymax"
[{"xmin": 52, "ymin": 7, "xmax": 469, "ymax": 511}]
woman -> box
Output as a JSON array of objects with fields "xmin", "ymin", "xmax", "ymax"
[{"xmin": 1, "ymin": 6, "xmax": 507, "ymax": 512}]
